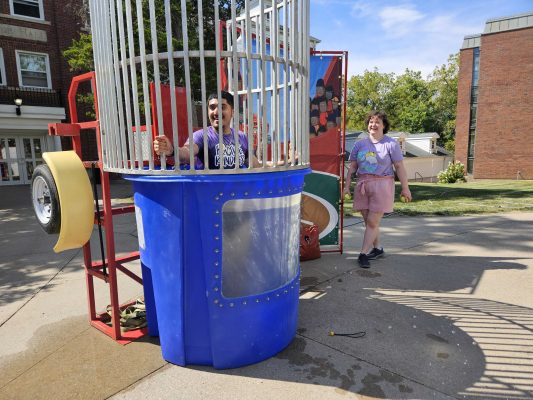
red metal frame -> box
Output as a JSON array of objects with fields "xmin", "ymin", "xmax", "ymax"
[
  {"xmin": 48, "ymin": 72, "xmax": 145, "ymax": 344},
  {"xmin": 49, "ymin": 52, "xmax": 348, "ymax": 342}
]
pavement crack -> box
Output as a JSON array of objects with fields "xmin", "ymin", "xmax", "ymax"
[{"xmin": 104, "ymin": 362, "xmax": 170, "ymax": 399}]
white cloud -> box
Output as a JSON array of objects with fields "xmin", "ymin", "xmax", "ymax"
[
  {"xmin": 312, "ymin": 0, "xmax": 361, "ymax": 6},
  {"xmin": 333, "ymin": 19, "xmax": 344, "ymax": 28},
  {"xmin": 379, "ymin": 5, "xmax": 424, "ymax": 36},
  {"xmin": 348, "ymin": 54, "xmax": 437, "ymax": 78},
  {"xmin": 350, "ymin": 0, "xmax": 374, "ymax": 18},
  {"xmin": 424, "ymin": 15, "xmax": 456, "ymax": 33},
  {"xmin": 311, "ymin": 0, "xmax": 532, "ymax": 78}
]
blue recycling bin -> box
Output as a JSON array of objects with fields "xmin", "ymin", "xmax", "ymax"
[{"xmin": 125, "ymin": 169, "xmax": 309, "ymax": 369}]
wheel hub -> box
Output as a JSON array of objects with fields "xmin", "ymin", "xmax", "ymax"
[{"xmin": 32, "ymin": 176, "xmax": 52, "ymax": 224}]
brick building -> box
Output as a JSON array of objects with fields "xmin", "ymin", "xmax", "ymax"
[
  {"xmin": 0, "ymin": 0, "xmax": 88, "ymax": 186},
  {"xmin": 455, "ymin": 12, "xmax": 533, "ymax": 179}
]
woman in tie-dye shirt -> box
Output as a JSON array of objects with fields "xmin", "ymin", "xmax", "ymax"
[{"xmin": 344, "ymin": 110, "xmax": 412, "ymax": 268}]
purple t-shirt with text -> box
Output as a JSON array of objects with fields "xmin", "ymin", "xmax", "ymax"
[
  {"xmin": 186, "ymin": 127, "xmax": 249, "ymax": 169},
  {"xmin": 348, "ymin": 135, "xmax": 403, "ymax": 177}
]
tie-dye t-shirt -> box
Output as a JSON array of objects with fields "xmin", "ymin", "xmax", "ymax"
[
  {"xmin": 348, "ymin": 136, "xmax": 403, "ymax": 177},
  {"xmin": 186, "ymin": 127, "xmax": 249, "ymax": 169}
]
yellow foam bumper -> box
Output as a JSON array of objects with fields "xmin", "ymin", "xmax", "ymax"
[{"xmin": 43, "ymin": 151, "xmax": 94, "ymax": 253}]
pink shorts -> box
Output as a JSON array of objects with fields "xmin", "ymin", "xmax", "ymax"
[{"xmin": 354, "ymin": 175, "xmax": 395, "ymax": 213}]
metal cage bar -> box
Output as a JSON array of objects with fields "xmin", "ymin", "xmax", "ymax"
[
  {"xmin": 126, "ymin": 0, "xmax": 145, "ymax": 169},
  {"xmin": 109, "ymin": 0, "xmax": 129, "ymax": 170},
  {"xmin": 135, "ymin": 0, "xmax": 154, "ymax": 170}
]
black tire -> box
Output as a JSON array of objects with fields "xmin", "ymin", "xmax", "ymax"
[{"xmin": 31, "ymin": 164, "xmax": 61, "ymax": 234}]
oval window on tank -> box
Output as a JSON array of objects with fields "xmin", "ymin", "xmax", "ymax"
[{"xmin": 221, "ymin": 194, "xmax": 301, "ymax": 298}]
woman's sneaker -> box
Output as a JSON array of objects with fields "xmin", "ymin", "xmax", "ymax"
[
  {"xmin": 367, "ymin": 247, "xmax": 385, "ymax": 260},
  {"xmin": 358, "ymin": 253, "xmax": 371, "ymax": 268}
]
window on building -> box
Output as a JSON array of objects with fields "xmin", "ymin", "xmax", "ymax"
[
  {"xmin": 470, "ymin": 86, "xmax": 478, "ymax": 104},
  {"xmin": 0, "ymin": 49, "xmax": 6, "ymax": 86},
  {"xmin": 472, "ymin": 48, "xmax": 480, "ymax": 86},
  {"xmin": 468, "ymin": 137, "xmax": 476, "ymax": 155},
  {"xmin": 467, "ymin": 158, "xmax": 474, "ymax": 175},
  {"xmin": 16, "ymin": 51, "xmax": 51, "ymax": 88},
  {"xmin": 466, "ymin": 47, "xmax": 480, "ymax": 174},
  {"xmin": 10, "ymin": 0, "xmax": 44, "ymax": 20},
  {"xmin": 469, "ymin": 105, "xmax": 477, "ymax": 124}
]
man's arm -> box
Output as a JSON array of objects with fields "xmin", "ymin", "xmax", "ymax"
[
  {"xmin": 177, "ymin": 143, "xmax": 199, "ymax": 162},
  {"xmin": 153, "ymin": 135, "xmax": 199, "ymax": 162},
  {"xmin": 250, "ymin": 153, "xmax": 298, "ymax": 168},
  {"xmin": 251, "ymin": 141, "xmax": 298, "ymax": 168}
]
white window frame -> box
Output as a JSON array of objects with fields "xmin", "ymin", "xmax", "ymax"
[
  {"xmin": 431, "ymin": 138, "xmax": 437, "ymax": 154},
  {"xmin": 398, "ymin": 138, "xmax": 406, "ymax": 155},
  {"xmin": 9, "ymin": 0, "xmax": 44, "ymax": 21},
  {"xmin": 15, "ymin": 50, "xmax": 52, "ymax": 89},
  {"xmin": 0, "ymin": 49, "xmax": 6, "ymax": 86}
]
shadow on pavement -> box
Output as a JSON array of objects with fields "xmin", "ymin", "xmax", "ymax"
[
  {"xmin": 198, "ymin": 251, "xmax": 532, "ymax": 400},
  {"xmin": 1, "ymin": 182, "xmax": 532, "ymax": 399}
]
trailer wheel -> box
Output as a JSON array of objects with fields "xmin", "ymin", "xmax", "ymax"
[{"xmin": 31, "ymin": 164, "xmax": 61, "ymax": 234}]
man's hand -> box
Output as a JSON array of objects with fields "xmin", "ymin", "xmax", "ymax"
[
  {"xmin": 153, "ymin": 136, "xmax": 174, "ymax": 157},
  {"xmin": 288, "ymin": 141, "xmax": 300, "ymax": 164}
]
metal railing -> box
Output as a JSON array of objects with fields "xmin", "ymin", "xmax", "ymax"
[
  {"xmin": 0, "ymin": 86, "xmax": 63, "ymax": 108},
  {"xmin": 89, "ymin": 0, "xmax": 310, "ymax": 175}
]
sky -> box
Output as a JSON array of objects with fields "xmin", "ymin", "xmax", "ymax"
[{"xmin": 310, "ymin": 0, "xmax": 532, "ymax": 78}]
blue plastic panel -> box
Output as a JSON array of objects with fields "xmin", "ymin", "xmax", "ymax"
[{"xmin": 126, "ymin": 169, "xmax": 309, "ymax": 369}]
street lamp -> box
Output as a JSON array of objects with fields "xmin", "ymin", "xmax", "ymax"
[{"xmin": 14, "ymin": 98, "xmax": 22, "ymax": 116}]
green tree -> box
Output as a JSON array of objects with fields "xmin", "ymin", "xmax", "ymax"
[
  {"xmin": 345, "ymin": 69, "xmax": 394, "ymax": 130},
  {"xmin": 345, "ymin": 55, "xmax": 458, "ymax": 150},
  {"xmin": 387, "ymin": 69, "xmax": 433, "ymax": 133},
  {"xmin": 427, "ymin": 54, "xmax": 459, "ymax": 151},
  {"xmin": 63, "ymin": 32, "xmax": 93, "ymax": 72}
]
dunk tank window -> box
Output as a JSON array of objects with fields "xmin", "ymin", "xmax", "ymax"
[{"xmin": 221, "ymin": 194, "xmax": 301, "ymax": 298}]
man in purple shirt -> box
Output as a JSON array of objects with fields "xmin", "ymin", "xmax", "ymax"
[{"xmin": 154, "ymin": 91, "xmax": 260, "ymax": 169}]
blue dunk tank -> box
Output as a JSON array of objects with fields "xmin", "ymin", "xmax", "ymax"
[{"xmin": 89, "ymin": 0, "xmax": 311, "ymax": 368}]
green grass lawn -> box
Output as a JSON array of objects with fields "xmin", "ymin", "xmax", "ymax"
[{"xmin": 344, "ymin": 180, "xmax": 533, "ymax": 216}]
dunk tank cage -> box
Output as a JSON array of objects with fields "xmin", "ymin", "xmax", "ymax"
[{"xmin": 88, "ymin": 0, "xmax": 310, "ymax": 368}]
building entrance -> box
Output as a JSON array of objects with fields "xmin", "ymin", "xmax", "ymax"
[{"xmin": 0, "ymin": 136, "xmax": 48, "ymax": 185}]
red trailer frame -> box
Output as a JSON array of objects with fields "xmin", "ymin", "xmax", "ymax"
[{"xmin": 48, "ymin": 72, "xmax": 145, "ymax": 344}]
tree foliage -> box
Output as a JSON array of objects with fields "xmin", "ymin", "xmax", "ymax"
[
  {"xmin": 63, "ymin": 0, "xmax": 245, "ymax": 97},
  {"xmin": 427, "ymin": 54, "xmax": 459, "ymax": 151},
  {"xmin": 387, "ymin": 69, "xmax": 432, "ymax": 133},
  {"xmin": 345, "ymin": 69, "xmax": 394, "ymax": 130},
  {"xmin": 346, "ymin": 54, "xmax": 458, "ymax": 150},
  {"xmin": 63, "ymin": 32, "xmax": 94, "ymax": 72}
]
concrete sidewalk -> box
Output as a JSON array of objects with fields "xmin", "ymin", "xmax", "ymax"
[{"xmin": 1, "ymin": 181, "xmax": 532, "ymax": 400}]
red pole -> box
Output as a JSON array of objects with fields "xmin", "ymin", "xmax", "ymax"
[{"xmin": 339, "ymin": 51, "xmax": 348, "ymax": 254}]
